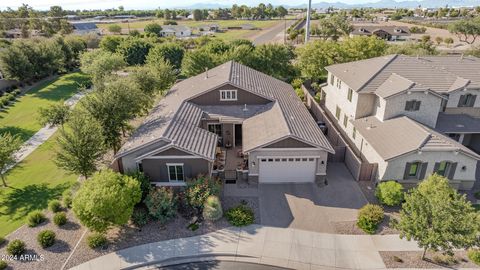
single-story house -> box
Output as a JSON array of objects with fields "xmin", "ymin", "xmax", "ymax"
[
  {"xmin": 114, "ymin": 61, "xmax": 334, "ymax": 186},
  {"xmin": 350, "ymin": 25, "xmax": 410, "ymax": 41},
  {"xmin": 160, "ymin": 25, "xmax": 192, "ymax": 37}
]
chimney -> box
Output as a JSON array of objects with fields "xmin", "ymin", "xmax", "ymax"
[{"xmin": 205, "ymin": 67, "xmax": 209, "ymax": 79}]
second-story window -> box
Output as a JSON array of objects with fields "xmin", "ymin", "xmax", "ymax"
[
  {"xmin": 335, "ymin": 106, "xmax": 341, "ymax": 120},
  {"xmin": 220, "ymin": 90, "xmax": 237, "ymax": 101},
  {"xmin": 336, "ymin": 78, "xmax": 342, "ymax": 89},
  {"xmin": 352, "ymin": 127, "xmax": 356, "ymax": 139},
  {"xmin": 458, "ymin": 94, "xmax": 477, "ymax": 107},
  {"xmin": 347, "ymin": 88, "xmax": 353, "ymax": 102},
  {"xmin": 343, "ymin": 115, "xmax": 348, "ymax": 128},
  {"xmin": 405, "ymin": 100, "xmax": 421, "ymax": 111},
  {"xmin": 330, "ymin": 74, "xmax": 335, "ymax": 85}
]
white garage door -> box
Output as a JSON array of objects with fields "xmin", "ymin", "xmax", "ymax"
[{"xmin": 259, "ymin": 157, "xmax": 316, "ymax": 183}]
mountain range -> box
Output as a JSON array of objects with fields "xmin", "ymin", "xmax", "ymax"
[{"xmin": 173, "ymin": 0, "xmax": 480, "ymax": 9}]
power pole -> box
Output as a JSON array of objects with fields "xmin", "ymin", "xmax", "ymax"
[{"xmin": 305, "ymin": 0, "xmax": 312, "ymax": 43}]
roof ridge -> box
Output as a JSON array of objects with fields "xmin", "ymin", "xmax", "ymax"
[
  {"xmin": 414, "ymin": 56, "xmax": 471, "ymax": 90},
  {"xmin": 357, "ymin": 54, "xmax": 399, "ymax": 92}
]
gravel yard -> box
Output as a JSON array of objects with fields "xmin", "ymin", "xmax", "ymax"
[
  {"xmin": 333, "ymin": 212, "xmax": 399, "ymax": 235},
  {"xmin": 380, "ymin": 250, "xmax": 478, "ymax": 269},
  {"xmin": 0, "ymin": 195, "xmax": 259, "ymax": 270}
]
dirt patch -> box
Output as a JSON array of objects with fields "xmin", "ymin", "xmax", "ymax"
[
  {"xmin": 333, "ymin": 212, "xmax": 399, "ymax": 235},
  {"xmin": 380, "ymin": 250, "xmax": 478, "ymax": 269}
]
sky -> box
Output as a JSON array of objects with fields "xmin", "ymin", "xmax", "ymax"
[{"xmin": 0, "ymin": 0, "xmax": 381, "ymax": 10}]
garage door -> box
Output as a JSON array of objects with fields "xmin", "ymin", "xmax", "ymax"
[{"xmin": 259, "ymin": 157, "xmax": 316, "ymax": 183}]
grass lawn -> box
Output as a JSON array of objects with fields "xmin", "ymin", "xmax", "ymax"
[
  {"xmin": 0, "ymin": 132, "xmax": 77, "ymax": 237},
  {"xmin": 0, "ymin": 72, "xmax": 89, "ymax": 142}
]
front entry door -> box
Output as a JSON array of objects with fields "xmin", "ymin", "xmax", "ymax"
[{"xmin": 234, "ymin": 124, "xmax": 242, "ymax": 146}]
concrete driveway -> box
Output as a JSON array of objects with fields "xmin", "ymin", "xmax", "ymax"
[{"xmin": 258, "ymin": 163, "xmax": 368, "ymax": 233}]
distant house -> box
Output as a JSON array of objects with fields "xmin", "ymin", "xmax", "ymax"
[
  {"xmin": 113, "ymin": 15, "xmax": 136, "ymax": 19},
  {"xmin": 160, "ymin": 25, "xmax": 192, "ymax": 37},
  {"xmin": 71, "ymin": 22, "xmax": 99, "ymax": 35},
  {"xmin": 350, "ymin": 25, "xmax": 410, "ymax": 41},
  {"xmin": 65, "ymin": 15, "xmax": 80, "ymax": 20}
]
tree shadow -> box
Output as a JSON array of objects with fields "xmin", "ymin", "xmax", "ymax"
[
  {"xmin": 0, "ymin": 126, "xmax": 35, "ymax": 142},
  {"xmin": 2, "ymin": 183, "xmax": 71, "ymax": 222},
  {"xmin": 30, "ymin": 74, "xmax": 88, "ymax": 102}
]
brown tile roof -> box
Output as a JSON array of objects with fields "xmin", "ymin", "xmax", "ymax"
[
  {"xmin": 351, "ymin": 25, "xmax": 410, "ymax": 36},
  {"xmin": 116, "ymin": 61, "xmax": 333, "ymax": 159},
  {"xmin": 353, "ymin": 116, "xmax": 480, "ymax": 161}
]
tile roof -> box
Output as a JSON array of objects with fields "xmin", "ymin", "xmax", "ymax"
[
  {"xmin": 351, "ymin": 25, "xmax": 410, "ymax": 36},
  {"xmin": 116, "ymin": 61, "xmax": 333, "ymax": 160},
  {"xmin": 353, "ymin": 116, "xmax": 480, "ymax": 161},
  {"xmin": 326, "ymin": 54, "xmax": 480, "ymax": 95}
]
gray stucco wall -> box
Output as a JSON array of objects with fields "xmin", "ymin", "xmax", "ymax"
[
  {"xmin": 188, "ymin": 84, "xmax": 271, "ymax": 106},
  {"xmin": 264, "ymin": 137, "xmax": 313, "ymax": 148},
  {"xmin": 142, "ymin": 158, "xmax": 210, "ymax": 182}
]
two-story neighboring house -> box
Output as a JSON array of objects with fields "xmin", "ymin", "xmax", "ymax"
[
  {"xmin": 322, "ymin": 54, "xmax": 480, "ymax": 190},
  {"xmin": 113, "ymin": 61, "xmax": 334, "ymax": 186}
]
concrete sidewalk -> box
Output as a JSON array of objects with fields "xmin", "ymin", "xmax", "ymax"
[{"xmin": 71, "ymin": 225, "xmax": 430, "ymax": 270}]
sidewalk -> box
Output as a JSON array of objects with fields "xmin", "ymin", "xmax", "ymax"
[
  {"xmin": 70, "ymin": 225, "xmax": 433, "ymax": 270},
  {"xmin": 3, "ymin": 90, "xmax": 88, "ymax": 173}
]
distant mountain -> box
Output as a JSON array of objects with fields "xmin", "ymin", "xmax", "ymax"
[{"xmin": 290, "ymin": 0, "xmax": 480, "ymax": 9}]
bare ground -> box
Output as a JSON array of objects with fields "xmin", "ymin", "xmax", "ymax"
[{"xmin": 380, "ymin": 250, "xmax": 479, "ymax": 269}]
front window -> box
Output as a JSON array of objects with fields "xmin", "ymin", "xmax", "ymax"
[
  {"xmin": 343, "ymin": 115, "xmax": 348, "ymax": 128},
  {"xmin": 335, "ymin": 106, "xmax": 341, "ymax": 120},
  {"xmin": 167, "ymin": 164, "xmax": 184, "ymax": 181},
  {"xmin": 408, "ymin": 162, "xmax": 420, "ymax": 178},
  {"xmin": 435, "ymin": 161, "xmax": 451, "ymax": 177},
  {"xmin": 330, "ymin": 74, "xmax": 334, "ymax": 85},
  {"xmin": 208, "ymin": 123, "xmax": 222, "ymax": 136},
  {"xmin": 347, "ymin": 88, "xmax": 353, "ymax": 102},
  {"xmin": 336, "ymin": 78, "xmax": 342, "ymax": 89},
  {"xmin": 458, "ymin": 94, "xmax": 476, "ymax": 107},
  {"xmin": 352, "ymin": 127, "xmax": 356, "ymax": 139},
  {"xmin": 220, "ymin": 90, "xmax": 237, "ymax": 101},
  {"xmin": 405, "ymin": 100, "xmax": 421, "ymax": 111}
]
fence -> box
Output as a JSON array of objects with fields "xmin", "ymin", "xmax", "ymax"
[{"xmin": 302, "ymin": 84, "xmax": 377, "ymax": 181}]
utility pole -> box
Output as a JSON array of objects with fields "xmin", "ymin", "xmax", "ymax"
[{"xmin": 305, "ymin": 0, "xmax": 312, "ymax": 43}]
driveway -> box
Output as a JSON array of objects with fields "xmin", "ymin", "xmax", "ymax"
[{"xmin": 258, "ymin": 163, "xmax": 368, "ymax": 233}]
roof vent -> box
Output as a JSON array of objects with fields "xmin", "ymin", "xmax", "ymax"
[{"xmin": 456, "ymin": 124, "xmax": 465, "ymax": 128}]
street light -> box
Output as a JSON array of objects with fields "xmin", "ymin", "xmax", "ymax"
[{"xmin": 305, "ymin": 0, "xmax": 312, "ymax": 43}]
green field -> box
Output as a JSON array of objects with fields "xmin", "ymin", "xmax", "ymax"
[
  {"xmin": 0, "ymin": 73, "xmax": 89, "ymax": 142},
  {"xmin": 0, "ymin": 132, "xmax": 77, "ymax": 237}
]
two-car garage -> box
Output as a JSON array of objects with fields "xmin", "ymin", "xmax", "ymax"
[{"xmin": 258, "ymin": 157, "xmax": 317, "ymax": 183}]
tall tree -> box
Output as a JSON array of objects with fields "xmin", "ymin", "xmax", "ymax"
[
  {"xmin": 116, "ymin": 37, "xmax": 153, "ymax": 65},
  {"xmin": 144, "ymin": 23, "xmax": 162, "ymax": 37},
  {"xmin": 193, "ymin": 9, "xmax": 203, "ymax": 21},
  {"xmin": 55, "ymin": 111, "xmax": 105, "ymax": 179},
  {"xmin": 317, "ymin": 14, "xmax": 353, "ymax": 41},
  {"xmin": 72, "ymin": 169, "xmax": 141, "ymax": 232},
  {"xmin": 396, "ymin": 174, "xmax": 480, "ymax": 259},
  {"xmin": 38, "ymin": 103, "xmax": 70, "ymax": 128},
  {"xmin": 449, "ymin": 17, "xmax": 480, "ymax": 44},
  {"xmin": 147, "ymin": 42, "xmax": 185, "ymax": 69},
  {"xmin": 0, "ymin": 133, "xmax": 22, "ymax": 187},
  {"xmin": 80, "ymin": 49, "xmax": 126, "ymax": 84}
]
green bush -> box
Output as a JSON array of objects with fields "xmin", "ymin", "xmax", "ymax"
[
  {"xmin": 144, "ymin": 187, "xmax": 177, "ymax": 224},
  {"xmin": 6, "ymin": 239, "xmax": 25, "ymax": 256},
  {"xmin": 53, "ymin": 212, "xmax": 68, "ymax": 226},
  {"xmin": 27, "ymin": 210, "xmax": 46, "ymax": 227},
  {"xmin": 0, "ymin": 260, "xmax": 7, "ymax": 270},
  {"xmin": 468, "ymin": 249, "xmax": 480, "ymax": 265},
  {"xmin": 202, "ymin": 195, "xmax": 223, "ymax": 221},
  {"xmin": 127, "ymin": 171, "xmax": 151, "ymax": 200},
  {"xmin": 63, "ymin": 191, "xmax": 73, "ymax": 208},
  {"xmin": 1, "ymin": 96, "xmax": 9, "ymax": 106},
  {"xmin": 37, "ymin": 230, "xmax": 56, "ymax": 248},
  {"xmin": 432, "ymin": 254, "xmax": 457, "ymax": 265},
  {"xmin": 7, "ymin": 93, "xmax": 15, "ymax": 101},
  {"xmin": 48, "ymin": 200, "xmax": 62, "ymax": 213},
  {"xmin": 13, "ymin": 89, "xmax": 21, "ymax": 95},
  {"xmin": 357, "ymin": 204, "xmax": 384, "ymax": 234},
  {"xmin": 185, "ymin": 176, "xmax": 221, "ymax": 210},
  {"xmin": 225, "ymin": 204, "xmax": 254, "ymax": 227},
  {"xmin": 474, "ymin": 191, "xmax": 480, "ymax": 200},
  {"xmin": 375, "ymin": 181, "xmax": 404, "ymax": 206},
  {"xmin": 131, "ymin": 207, "xmax": 149, "ymax": 227},
  {"xmin": 87, "ymin": 233, "xmax": 107, "ymax": 249}
]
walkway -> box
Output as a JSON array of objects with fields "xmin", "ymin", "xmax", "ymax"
[
  {"xmin": 4, "ymin": 90, "xmax": 89, "ymax": 173},
  {"xmin": 71, "ymin": 225, "xmax": 425, "ymax": 270}
]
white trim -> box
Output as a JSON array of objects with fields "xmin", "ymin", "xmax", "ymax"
[
  {"xmin": 151, "ymin": 181, "xmax": 186, "ymax": 187},
  {"xmin": 144, "ymin": 155, "xmax": 202, "ymax": 160},
  {"xmin": 257, "ymin": 156, "xmax": 318, "ymax": 160},
  {"xmin": 134, "ymin": 144, "xmax": 180, "ymax": 161},
  {"xmin": 248, "ymin": 173, "xmax": 259, "ymax": 176},
  {"xmin": 220, "ymin": 89, "xmax": 238, "ymax": 101},
  {"xmin": 166, "ymin": 163, "xmax": 185, "ymax": 182},
  {"xmin": 257, "ymin": 148, "xmax": 320, "ymax": 151}
]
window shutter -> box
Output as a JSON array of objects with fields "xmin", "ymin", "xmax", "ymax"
[
  {"xmin": 458, "ymin": 95, "xmax": 466, "ymax": 107},
  {"xmin": 419, "ymin": 162, "xmax": 428, "ymax": 180},
  {"xmin": 405, "ymin": 101, "xmax": 411, "ymax": 111},
  {"xmin": 414, "ymin": 101, "xmax": 421, "ymax": 111},
  {"xmin": 469, "ymin": 95, "xmax": 477, "ymax": 107},
  {"xmin": 447, "ymin": 162, "xmax": 457, "ymax": 180},
  {"xmin": 403, "ymin": 162, "xmax": 411, "ymax": 179},
  {"xmin": 433, "ymin": 162, "xmax": 440, "ymax": 174}
]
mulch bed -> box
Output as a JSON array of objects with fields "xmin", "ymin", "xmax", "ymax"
[
  {"xmin": 333, "ymin": 212, "xmax": 399, "ymax": 235},
  {"xmin": 380, "ymin": 250, "xmax": 478, "ymax": 269}
]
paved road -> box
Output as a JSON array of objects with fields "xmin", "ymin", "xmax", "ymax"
[
  {"xmin": 159, "ymin": 261, "xmax": 288, "ymax": 270},
  {"xmin": 252, "ymin": 19, "xmax": 296, "ymax": 45}
]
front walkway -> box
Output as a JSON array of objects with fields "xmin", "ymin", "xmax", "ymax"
[{"xmin": 71, "ymin": 225, "xmax": 426, "ymax": 270}]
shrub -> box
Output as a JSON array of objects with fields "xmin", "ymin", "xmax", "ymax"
[
  {"xmin": 6, "ymin": 239, "xmax": 25, "ymax": 256},
  {"xmin": 7, "ymin": 93, "xmax": 15, "ymax": 101},
  {"xmin": 185, "ymin": 176, "xmax": 221, "ymax": 211},
  {"xmin": 375, "ymin": 181, "xmax": 404, "ymax": 206},
  {"xmin": 127, "ymin": 171, "xmax": 151, "ymax": 200},
  {"xmin": 0, "ymin": 261, "xmax": 6, "ymax": 270},
  {"xmin": 37, "ymin": 230, "xmax": 56, "ymax": 248},
  {"xmin": 87, "ymin": 233, "xmax": 107, "ymax": 249},
  {"xmin": 202, "ymin": 195, "xmax": 223, "ymax": 221},
  {"xmin": 13, "ymin": 89, "xmax": 21, "ymax": 95},
  {"xmin": 474, "ymin": 191, "xmax": 480, "ymax": 200},
  {"xmin": 0, "ymin": 236, "xmax": 5, "ymax": 246},
  {"xmin": 48, "ymin": 200, "xmax": 62, "ymax": 213},
  {"xmin": 432, "ymin": 254, "xmax": 457, "ymax": 265},
  {"xmin": 357, "ymin": 204, "xmax": 384, "ymax": 234},
  {"xmin": 131, "ymin": 207, "xmax": 149, "ymax": 227},
  {"xmin": 63, "ymin": 191, "xmax": 73, "ymax": 208},
  {"xmin": 468, "ymin": 249, "xmax": 480, "ymax": 265},
  {"xmin": 27, "ymin": 210, "xmax": 46, "ymax": 227},
  {"xmin": 144, "ymin": 187, "xmax": 177, "ymax": 224},
  {"xmin": 225, "ymin": 205, "xmax": 254, "ymax": 226},
  {"xmin": 53, "ymin": 212, "xmax": 68, "ymax": 226}
]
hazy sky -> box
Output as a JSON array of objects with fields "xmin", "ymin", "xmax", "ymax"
[{"xmin": 1, "ymin": 0, "xmax": 380, "ymax": 10}]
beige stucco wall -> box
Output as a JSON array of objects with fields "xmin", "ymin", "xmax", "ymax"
[
  {"xmin": 375, "ymin": 91, "xmax": 442, "ymax": 128},
  {"xmin": 446, "ymin": 88, "xmax": 480, "ymax": 108},
  {"xmin": 120, "ymin": 140, "xmax": 170, "ymax": 172}
]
